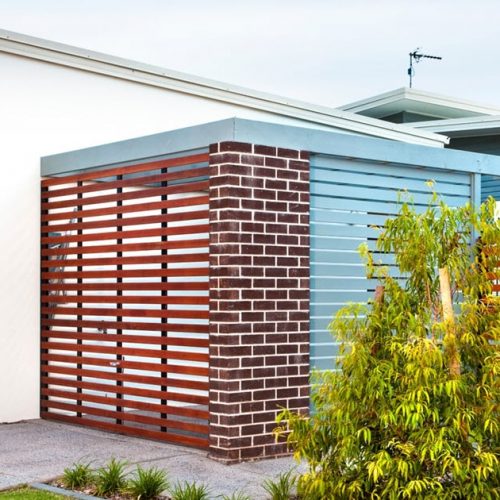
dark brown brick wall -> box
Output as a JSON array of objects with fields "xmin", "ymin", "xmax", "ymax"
[{"xmin": 208, "ymin": 141, "xmax": 310, "ymax": 463}]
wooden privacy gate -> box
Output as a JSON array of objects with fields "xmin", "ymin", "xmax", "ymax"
[{"xmin": 41, "ymin": 152, "xmax": 210, "ymax": 448}]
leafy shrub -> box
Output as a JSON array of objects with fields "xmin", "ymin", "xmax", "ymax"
[
  {"xmin": 169, "ymin": 481, "xmax": 210, "ymax": 500},
  {"xmin": 278, "ymin": 195, "xmax": 500, "ymax": 499},
  {"xmin": 262, "ymin": 469, "xmax": 297, "ymax": 500},
  {"xmin": 128, "ymin": 465, "xmax": 170, "ymax": 499},
  {"xmin": 61, "ymin": 461, "xmax": 94, "ymax": 489},
  {"xmin": 95, "ymin": 457, "xmax": 128, "ymax": 497}
]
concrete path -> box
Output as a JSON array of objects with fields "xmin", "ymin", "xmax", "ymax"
[{"xmin": 0, "ymin": 419, "xmax": 302, "ymax": 499}]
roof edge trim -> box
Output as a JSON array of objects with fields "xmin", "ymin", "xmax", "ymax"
[{"xmin": 0, "ymin": 29, "xmax": 447, "ymax": 147}]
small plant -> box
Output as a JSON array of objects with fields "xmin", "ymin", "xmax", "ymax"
[
  {"xmin": 61, "ymin": 461, "xmax": 94, "ymax": 489},
  {"xmin": 128, "ymin": 465, "xmax": 170, "ymax": 500},
  {"xmin": 262, "ymin": 470, "xmax": 297, "ymax": 500},
  {"xmin": 95, "ymin": 457, "xmax": 128, "ymax": 497},
  {"xmin": 220, "ymin": 492, "xmax": 252, "ymax": 500},
  {"xmin": 170, "ymin": 480, "xmax": 210, "ymax": 500}
]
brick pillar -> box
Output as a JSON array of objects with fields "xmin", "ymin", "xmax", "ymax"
[{"xmin": 208, "ymin": 141, "xmax": 310, "ymax": 463}]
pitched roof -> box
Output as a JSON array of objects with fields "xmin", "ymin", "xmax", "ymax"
[{"xmin": 0, "ymin": 29, "xmax": 447, "ymax": 147}]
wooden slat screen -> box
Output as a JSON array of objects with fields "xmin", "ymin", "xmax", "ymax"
[{"xmin": 41, "ymin": 152, "xmax": 210, "ymax": 449}]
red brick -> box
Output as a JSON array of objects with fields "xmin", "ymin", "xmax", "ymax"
[
  {"xmin": 252, "ymin": 323, "xmax": 277, "ymax": 333},
  {"xmin": 241, "ymin": 176, "xmax": 264, "ymax": 188},
  {"xmin": 278, "ymin": 191, "xmax": 299, "ymax": 202},
  {"xmin": 254, "ymin": 167, "xmax": 276, "ymax": 178},
  {"xmin": 265, "ymin": 201, "xmax": 287, "ymax": 212},
  {"xmin": 241, "ymin": 311, "xmax": 264, "ymax": 322},
  {"xmin": 254, "ymin": 145, "xmax": 277, "ymax": 156},
  {"xmin": 242, "ymin": 289, "xmax": 264, "ymax": 300},
  {"xmin": 277, "ymin": 148, "xmax": 299, "ymax": 158},
  {"xmin": 219, "ymin": 164, "xmax": 252, "ymax": 176},
  {"xmin": 220, "ymin": 141, "xmax": 253, "ymax": 153},
  {"xmin": 265, "ymin": 179, "xmax": 287, "ymax": 190},
  {"xmin": 241, "ymin": 379, "xmax": 265, "ymax": 390},
  {"xmin": 264, "ymin": 157, "xmax": 287, "ymax": 168},
  {"xmin": 241, "ymin": 154, "xmax": 265, "ymax": 165},
  {"xmin": 289, "ymin": 159, "xmax": 309, "ymax": 170},
  {"xmin": 254, "ymin": 212, "xmax": 276, "ymax": 223},
  {"xmin": 241, "ymin": 199, "xmax": 264, "ymax": 210},
  {"xmin": 264, "ymin": 268, "xmax": 287, "ymax": 278},
  {"xmin": 209, "ymin": 153, "xmax": 240, "ymax": 164},
  {"xmin": 254, "ymin": 189, "xmax": 276, "ymax": 200}
]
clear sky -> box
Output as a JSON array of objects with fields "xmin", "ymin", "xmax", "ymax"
[{"xmin": 1, "ymin": 0, "xmax": 500, "ymax": 109}]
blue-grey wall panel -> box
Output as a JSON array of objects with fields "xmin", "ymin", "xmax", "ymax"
[
  {"xmin": 310, "ymin": 155, "xmax": 473, "ymax": 372},
  {"xmin": 481, "ymin": 175, "xmax": 500, "ymax": 202}
]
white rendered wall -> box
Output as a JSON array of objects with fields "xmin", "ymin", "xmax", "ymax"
[{"xmin": 0, "ymin": 52, "xmax": 349, "ymax": 422}]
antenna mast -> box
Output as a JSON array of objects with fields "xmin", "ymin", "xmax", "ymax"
[{"xmin": 408, "ymin": 48, "xmax": 442, "ymax": 88}]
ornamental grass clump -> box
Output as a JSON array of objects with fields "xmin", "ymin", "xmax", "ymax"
[
  {"xmin": 277, "ymin": 193, "xmax": 500, "ymax": 499},
  {"xmin": 127, "ymin": 465, "xmax": 170, "ymax": 499},
  {"xmin": 95, "ymin": 457, "xmax": 128, "ymax": 497},
  {"xmin": 61, "ymin": 461, "xmax": 94, "ymax": 490}
]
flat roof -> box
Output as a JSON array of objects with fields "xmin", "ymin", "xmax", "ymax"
[
  {"xmin": 0, "ymin": 29, "xmax": 446, "ymax": 147},
  {"xmin": 41, "ymin": 117, "xmax": 500, "ymax": 177},
  {"xmin": 339, "ymin": 87, "xmax": 500, "ymax": 120},
  {"xmin": 413, "ymin": 115, "xmax": 500, "ymax": 138}
]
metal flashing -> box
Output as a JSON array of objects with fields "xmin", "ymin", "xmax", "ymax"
[
  {"xmin": 1, "ymin": 29, "xmax": 446, "ymax": 147},
  {"xmin": 41, "ymin": 117, "xmax": 500, "ymax": 177}
]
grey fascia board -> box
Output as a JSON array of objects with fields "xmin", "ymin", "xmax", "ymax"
[
  {"xmin": 41, "ymin": 118, "xmax": 237, "ymax": 176},
  {"xmin": 232, "ymin": 119, "xmax": 500, "ymax": 175},
  {"xmin": 1, "ymin": 29, "xmax": 446, "ymax": 146},
  {"xmin": 41, "ymin": 117, "xmax": 500, "ymax": 177}
]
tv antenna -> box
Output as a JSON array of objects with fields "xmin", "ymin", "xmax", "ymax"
[{"xmin": 408, "ymin": 48, "xmax": 442, "ymax": 88}]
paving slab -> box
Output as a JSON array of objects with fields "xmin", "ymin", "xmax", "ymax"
[{"xmin": 0, "ymin": 419, "xmax": 302, "ymax": 499}]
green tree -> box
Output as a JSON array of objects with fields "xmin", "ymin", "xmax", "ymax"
[{"xmin": 277, "ymin": 194, "xmax": 500, "ymax": 499}]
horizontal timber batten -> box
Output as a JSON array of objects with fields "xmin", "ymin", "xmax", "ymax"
[
  {"xmin": 41, "ymin": 267, "xmax": 208, "ymax": 279},
  {"xmin": 41, "ymin": 330, "xmax": 208, "ymax": 347},
  {"xmin": 41, "ymin": 152, "xmax": 210, "ymax": 448},
  {"xmin": 43, "ymin": 166, "xmax": 209, "ymax": 200},
  {"xmin": 41, "ymin": 195, "xmax": 208, "ymax": 222},
  {"xmin": 42, "ymin": 353, "xmax": 209, "ymax": 376},
  {"xmin": 41, "ymin": 282, "xmax": 208, "ymax": 292},
  {"xmin": 41, "ymin": 238, "xmax": 210, "ymax": 256},
  {"xmin": 41, "ymin": 152, "xmax": 209, "ymax": 187},
  {"xmin": 41, "ymin": 252, "xmax": 208, "ymax": 269},
  {"xmin": 42, "ymin": 223, "xmax": 209, "ymax": 245},
  {"xmin": 42, "ymin": 317, "xmax": 209, "ymax": 333},
  {"xmin": 41, "ymin": 376, "xmax": 207, "ymax": 405},
  {"xmin": 41, "ymin": 210, "xmax": 208, "ymax": 235},
  {"xmin": 42, "ymin": 388, "xmax": 209, "ymax": 419},
  {"xmin": 40, "ymin": 412, "xmax": 209, "ymax": 449},
  {"xmin": 41, "ymin": 306, "xmax": 209, "ymax": 320},
  {"xmin": 41, "ymin": 341, "xmax": 208, "ymax": 362},
  {"xmin": 42, "ymin": 365, "xmax": 208, "ymax": 392},
  {"xmin": 42, "ymin": 180, "xmax": 209, "ymax": 210},
  {"xmin": 41, "ymin": 295, "xmax": 209, "ymax": 306},
  {"xmin": 41, "ymin": 400, "xmax": 208, "ymax": 435}
]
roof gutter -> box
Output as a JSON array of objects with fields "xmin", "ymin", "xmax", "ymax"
[{"xmin": 0, "ymin": 29, "xmax": 448, "ymax": 147}]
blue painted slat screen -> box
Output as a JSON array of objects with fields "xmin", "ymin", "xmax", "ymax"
[
  {"xmin": 309, "ymin": 154, "xmax": 473, "ymax": 371},
  {"xmin": 481, "ymin": 174, "xmax": 500, "ymax": 202}
]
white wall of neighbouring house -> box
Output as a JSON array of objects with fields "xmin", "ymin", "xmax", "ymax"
[{"xmin": 0, "ymin": 50, "xmax": 346, "ymax": 423}]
